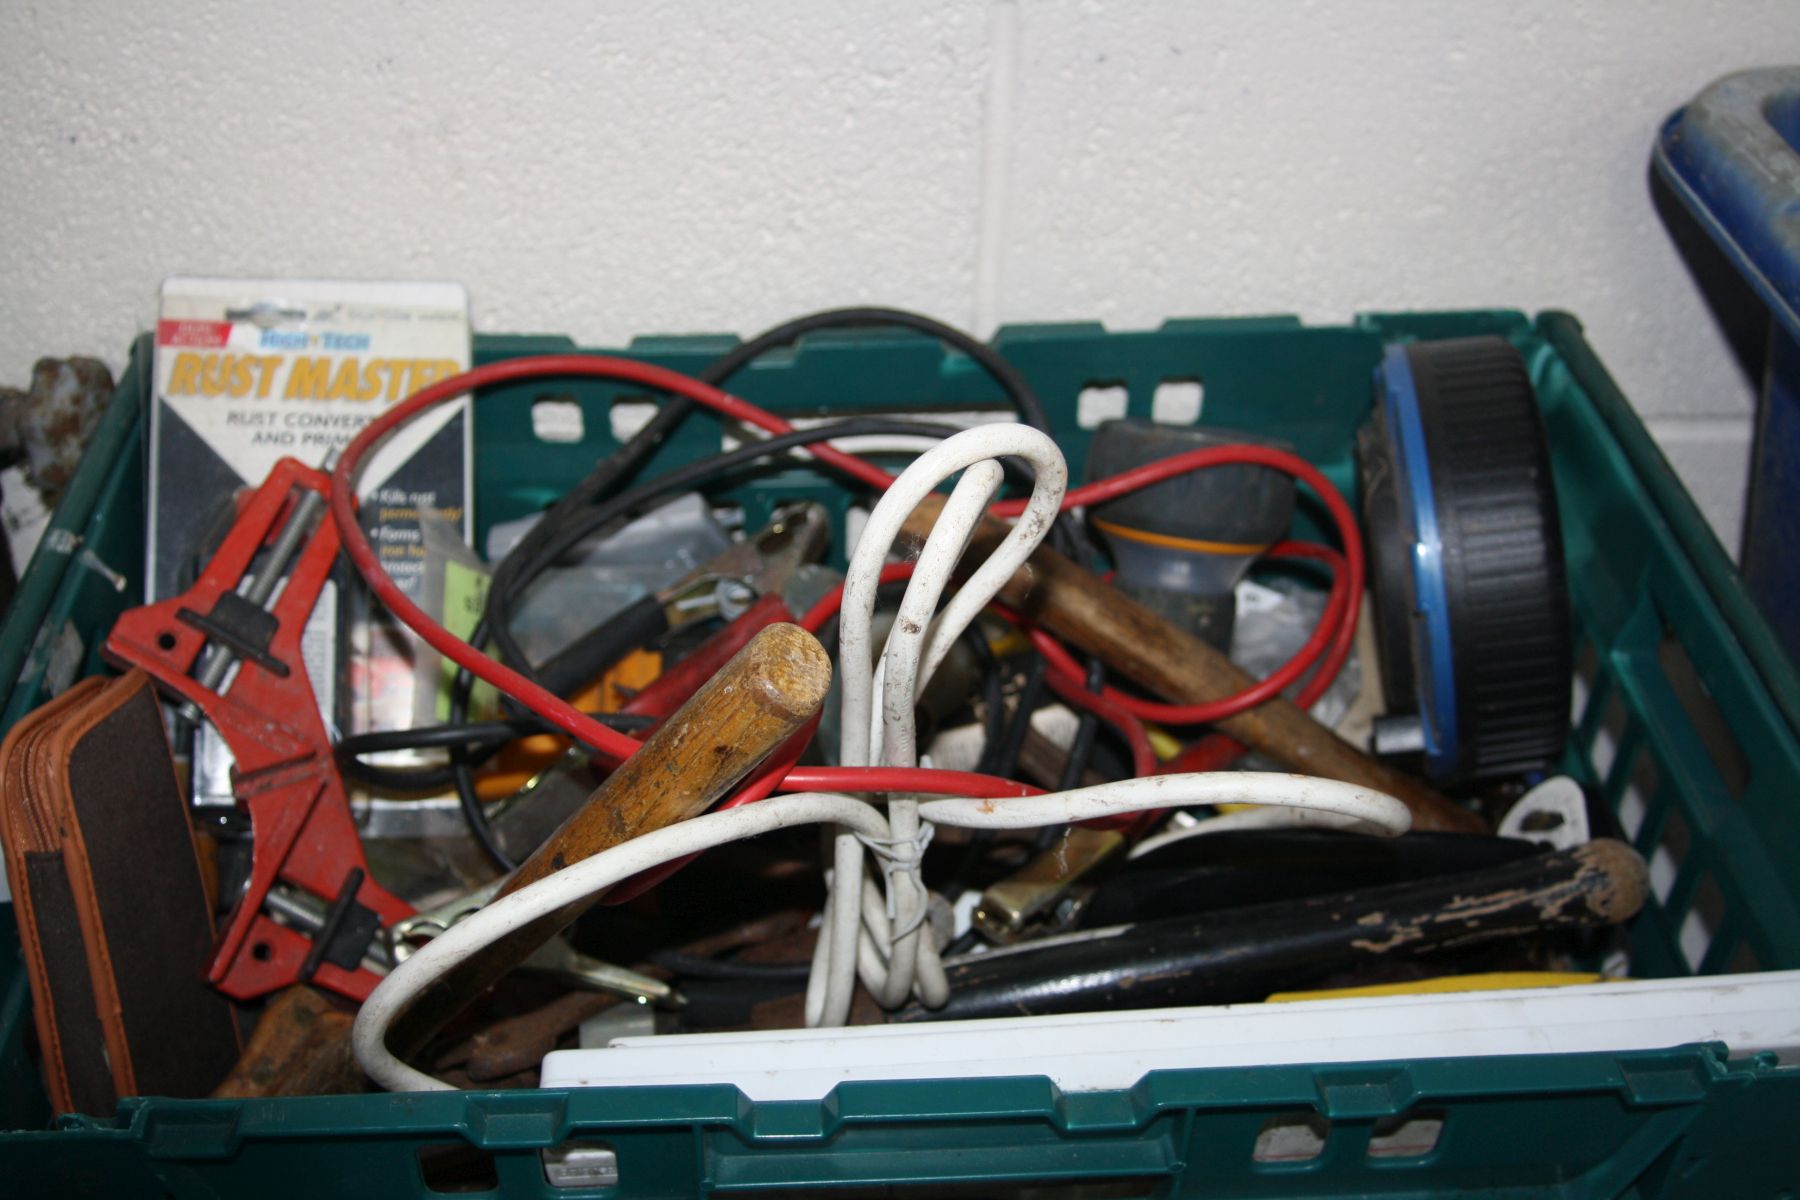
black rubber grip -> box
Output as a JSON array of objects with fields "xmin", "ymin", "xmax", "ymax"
[{"xmin": 531, "ymin": 592, "xmax": 672, "ymax": 700}]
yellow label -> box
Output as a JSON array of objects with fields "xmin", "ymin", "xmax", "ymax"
[
  {"xmin": 161, "ymin": 351, "xmax": 463, "ymax": 402},
  {"xmin": 1265, "ymin": 972, "xmax": 1609, "ymax": 1003},
  {"xmin": 436, "ymin": 559, "xmax": 496, "ymax": 721}
]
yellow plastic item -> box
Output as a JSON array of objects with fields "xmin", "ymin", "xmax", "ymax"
[
  {"xmin": 1146, "ymin": 728, "xmax": 1183, "ymax": 761},
  {"xmin": 1265, "ymin": 971, "xmax": 1609, "ymax": 1003},
  {"xmin": 1088, "ymin": 515, "xmax": 1269, "ymax": 557},
  {"xmin": 986, "ymin": 627, "xmax": 1033, "ymax": 659},
  {"xmin": 475, "ymin": 648, "xmax": 662, "ymax": 799}
]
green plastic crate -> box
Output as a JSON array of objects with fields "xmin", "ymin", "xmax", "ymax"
[{"xmin": 1, "ymin": 310, "xmax": 1796, "ymax": 1197}]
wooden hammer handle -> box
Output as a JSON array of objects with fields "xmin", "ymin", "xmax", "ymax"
[
  {"xmin": 389, "ymin": 622, "xmax": 832, "ymax": 1060},
  {"xmin": 902, "ymin": 496, "xmax": 1483, "ymax": 834},
  {"xmin": 500, "ymin": 620, "xmax": 831, "ymax": 896}
]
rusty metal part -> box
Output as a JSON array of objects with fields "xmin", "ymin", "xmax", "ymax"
[
  {"xmin": 0, "ymin": 356, "xmax": 112, "ymax": 503},
  {"xmin": 436, "ymin": 991, "xmax": 626, "ymax": 1083},
  {"xmin": 663, "ymin": 908, "xmax": 816, "ymax": 962},
  {"xmin": 731, "ymin": 931, "xmax": 817, "ymax": 966},
  {"xmin": 211, "ymin": 986, "xmax": 368, "ymax": 1098}
]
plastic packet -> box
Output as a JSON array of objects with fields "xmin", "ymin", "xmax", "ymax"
[
  {"xmin": 486, "ymin": 493, "xmax": 731, "ymax": 665},
  {"xmin": 1231, "ymin": 576, "xmax": 1362, "ymax": 728}
]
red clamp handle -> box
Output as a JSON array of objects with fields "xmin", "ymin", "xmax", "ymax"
[{"xmin": 106, "ymin": 457, "xmax": 412, "ymax": 1002}]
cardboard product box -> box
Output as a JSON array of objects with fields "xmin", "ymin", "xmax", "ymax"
[{"xmin": 151, "ymin": 279, "xmax": 471, "ymax": 797}]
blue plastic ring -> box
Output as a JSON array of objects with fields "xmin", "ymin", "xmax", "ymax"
[{"xmin": 1379, "ymin": 344, "xmax": 1458, "ymax": 777}]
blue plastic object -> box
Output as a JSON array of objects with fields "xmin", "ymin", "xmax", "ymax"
[
  {"xmin": 1377, "ymin": 343, "xmax": 1460, "ymax": 777},
  {"xmin": 1655, "ymin": 66, "xmax": 1800, "ymax": 667}
]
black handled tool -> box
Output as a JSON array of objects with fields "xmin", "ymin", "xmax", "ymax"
[
  {"xmin": 894, "ymin": 839, "xmax": 1647, "ymax": 1022},
  {"xmin": 531, "ymin": 501, "xmax": 829, "ymax": 698}
]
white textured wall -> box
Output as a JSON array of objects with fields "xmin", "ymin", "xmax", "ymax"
[{"xmin": 4, "ymin": 0, "xmax": 1794, "ymax": 554}]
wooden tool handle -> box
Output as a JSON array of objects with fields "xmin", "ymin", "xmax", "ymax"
[
  {"xmin": 902, "ymin": 496, "xmax": 1484, "ymax": 834},
  {"xmin": 500, "ymin": 621, "xmax": 831, "ymax": 896},
  {"xmin": 389, "ymin": 622, "xmax": 831, "ymax": 1061}
]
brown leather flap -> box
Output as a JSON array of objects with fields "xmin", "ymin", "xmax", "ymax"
[{"xmin": 0, "ymin": 671, "xmax": 241, "ymax": 1114}]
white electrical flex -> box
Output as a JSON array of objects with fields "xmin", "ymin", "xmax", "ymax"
[
  {"xmin": 349, "ymin": 424, "xmax": 1414, "ymax": 1091},
  {"xmin": 818, "ymin": 423, "xmax": 1066, "ymax": 1024},
  {"xmin": 352, "ymin": 778, "xmax": 1409, "ymax": 1091}
]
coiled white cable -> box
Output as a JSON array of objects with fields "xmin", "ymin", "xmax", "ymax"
[
  {"xmin": 826, "ymin": 424, "xmax": 1065, "ymax": 1022},
  {"xmin": 863, "ymin": 459, "xmax": 1001, "ymax": 1011},
  {"xmin": 351, "ymin": 775, "xmax": 1409, "ymax": 1091},
  {"xmin": 348, "ymin": 422, "xmax": 1416, "ymax": 1086}
]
